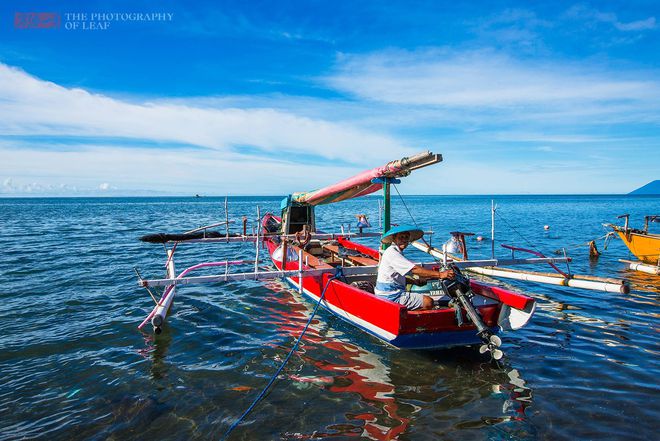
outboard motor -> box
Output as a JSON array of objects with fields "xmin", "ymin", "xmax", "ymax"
[{"xmin": 441, "ymin": 264, "xmax": 504, "ymax": 360}]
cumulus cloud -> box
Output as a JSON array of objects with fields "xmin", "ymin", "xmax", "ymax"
[
  {"xmin": 3, "ymin": 177, "xmax": 15, "ymax": 190},
  {"xmin": 0, "ymin": 176, "xmax": 84, "ymax": 195}
]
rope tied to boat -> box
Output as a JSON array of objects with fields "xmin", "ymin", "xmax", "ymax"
[
  {"xmin": 221, "ymin": 267, "xmax": 344, "ymax": 440},
  {"xmin": 552, "ymin": 232, "xmax": 615, "ymax": 255}
]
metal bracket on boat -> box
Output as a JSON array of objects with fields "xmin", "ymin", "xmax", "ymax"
[
  {"xmin": 371, "ymin": 177, "xmax": 401, "ymax": 185},
  {"xmin": 501, "ymin": 244, "xmax": 571, "ymax": 278},
  {"xmin": 134, "ymin": 267, "xmax": 159, "ymax": 305},
  {"xmin": 449, "ymin": 299, "xmax": 463, "ymax": 326}
]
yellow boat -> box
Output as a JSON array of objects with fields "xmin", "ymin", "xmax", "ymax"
[{"xmin": 608, "ymin": 215, "xmax": 660, "ymax": 265}]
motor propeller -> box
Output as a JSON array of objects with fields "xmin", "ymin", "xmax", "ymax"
[
  {"xmin": 441, "ymin": 264, "xmax": 505, "ymax": 361},
  {"xmin": 479, "ymin": 334, "xmax": 504, "ymax": 360}
]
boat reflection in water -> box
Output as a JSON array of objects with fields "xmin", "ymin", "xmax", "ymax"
[
  {"xmin": 261, "ymin": 281, "xmax": 534, "ymax": 440},
  {"xmin": 138, "ymin": 330, "xmax": 173, "ymax": 382}
]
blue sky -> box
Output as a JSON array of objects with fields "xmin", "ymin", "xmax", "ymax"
[{"xmin": 1, "ymin": 0, "xmax": 658, "ymax": 195}]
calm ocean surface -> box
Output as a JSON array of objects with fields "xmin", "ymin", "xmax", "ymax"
[{"xmin": 0, "ymin": 195, "xmax": 658, "ymax": 440}]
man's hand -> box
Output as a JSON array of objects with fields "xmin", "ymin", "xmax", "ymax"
[{"xmin": 440, "ymin": 269, "xmax": 455, "ymax": 279}]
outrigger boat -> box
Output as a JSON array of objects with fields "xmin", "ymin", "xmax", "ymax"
[
  {"xmin": 607, "ymin": 215, "xmax": 660, "ymax": 275},
  {"xmin": 137, "ymin": 151, "xmax": 579, "ymax": 355},
  {"xmin": 258, "ymin": 152, "xmax": 541, "ymax": 353}
]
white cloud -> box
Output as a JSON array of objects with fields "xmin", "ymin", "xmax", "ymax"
[
  {"xmin": 3, "ymin": 177, "xmax": 15, "ymax": 190},
  {"xmin": 0, "ymin": 175, "xmax": 84, "ymax": 195},
  {"xmin": 0, "ymin": 64, "xmax": 411, "ymax": 163},
  {"xmin": 327, "ymin": 49, "xmax": 660, "ymax": 109},
  {"xmin": 566, "ymin": 5, "xmax": 657, "ymax": 32},
  {"xmin": 0, "ymin": 53, "xmax": 657, "ymax": 196},
  {"xmin": 614, "ymin": 17, "xmax": 656, "ymax": 31},
  {"xmin": 0, "ymin": 146, "xmax": 397, "ymax": 195}
]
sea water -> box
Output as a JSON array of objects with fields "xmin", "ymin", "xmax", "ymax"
[{"xmin": 0, "ymin": 195, "xmax": 658, "ymax": 440}]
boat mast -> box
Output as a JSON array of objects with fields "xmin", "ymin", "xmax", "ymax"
[{"xmin": 374, "ymin": 176, "xmax": 400, "ymax": 251}]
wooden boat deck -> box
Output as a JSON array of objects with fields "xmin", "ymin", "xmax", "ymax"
[{"xmin": 321, "ymin": 243, "xmax": 379, "ymax": 266}]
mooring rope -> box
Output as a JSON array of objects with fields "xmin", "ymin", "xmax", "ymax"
[
  {"xmin": 552, "ymin": 232, "xmax": 615, "ymax": 254},
  {"xmin": 392, "ymin": 183, "xmax": 438, "ymax": 250},
  {"xmin": 392, "ymin": 184, "xmax": 421, "ymax": 229},
  {"xmin": 221, "ymin": 268, "xmax": 343, "ymax": 440}
]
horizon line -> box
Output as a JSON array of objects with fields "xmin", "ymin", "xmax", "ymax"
[{"xmin": 2, "ymin": 193, "xmax": 658, "ymax": 199}]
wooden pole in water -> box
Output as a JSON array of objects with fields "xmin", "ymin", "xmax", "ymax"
[
  {"xmin": 491, "ymin": 200, "xmax": 495, "ymax": 259},
  {"xmin": 225, "ymin": 196, "xmax": 229, "ymax": 240}
]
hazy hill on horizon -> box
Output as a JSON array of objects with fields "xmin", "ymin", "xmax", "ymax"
[{"xmin": 629, "ymin": 180, "xmax": 660, "ymax": 195}]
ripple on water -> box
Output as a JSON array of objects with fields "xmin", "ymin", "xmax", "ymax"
[{"xmin": 0, "ymin": 195, "xmax": 659, "ymax": 440}]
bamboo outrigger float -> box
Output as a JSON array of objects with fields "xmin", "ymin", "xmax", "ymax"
[
  {"xmin": 606, "ymin": 215, "xmax": 660, "ymax": 275},
  {"xmin": 411, "ymin": 236, "xmax": 630, "ymax": 293},
  {"xmin": 135, "ymin": 150, "xmax": 629, "ymax": 356}
]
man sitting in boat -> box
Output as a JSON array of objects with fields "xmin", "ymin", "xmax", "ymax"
[{"xmin": 375, "ymin": 225, "xmax": 455, "ymax": 310}]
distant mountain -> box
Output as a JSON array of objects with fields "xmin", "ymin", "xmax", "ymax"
[{"xmin": 629, "ymin": 180, "xmax": 660, "ymax": 195}]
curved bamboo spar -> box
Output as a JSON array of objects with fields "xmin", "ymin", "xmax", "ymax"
[{"xmin": 291, "ymin": 150, "xmax": 442, "ymax": 206}]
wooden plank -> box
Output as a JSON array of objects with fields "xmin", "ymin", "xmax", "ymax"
[
  {"xmin": 287, "ymin": 243, "xmax": 333, "ymax": 270},
  {"xmin": 322, "ymin": 244, "xmax": 379, "ymax": 266}
]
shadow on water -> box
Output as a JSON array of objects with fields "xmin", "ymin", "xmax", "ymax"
[{"xmin": 90, "ymin": 395, "xmax": 172, "ymax": 441}]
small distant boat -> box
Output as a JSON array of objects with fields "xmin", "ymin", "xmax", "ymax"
[{"xmin": 607, "ymin": 215, "xmax": 660, "ymax": 275}]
